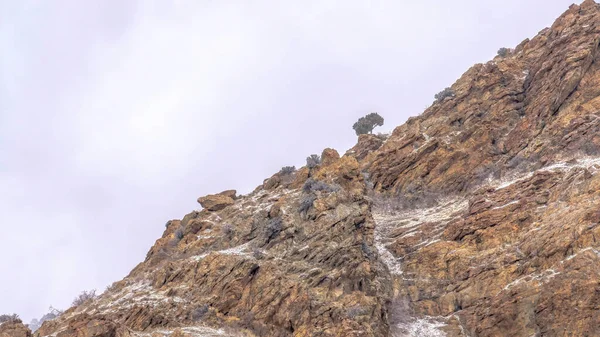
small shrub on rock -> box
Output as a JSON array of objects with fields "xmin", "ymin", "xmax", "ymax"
[
  {"xmin": 279, "ymin": 166, "xmax": 296, "ymax": 175},
  {"xmin": 361, "ymin": 242, "xmax": 375, "ymax": 259},
  {"xmin": 265, "ymin": 217, "xmax": 283, "ymax": 242},
  {"xmin": 71, "ymin": 290, "xmax": 97, "ymax": 307},
  {"xmin": 497, "ymin": 47, "xmax": 510, "ymax": 57},
  {"xmin": 302, "ymin": 178, "xmax": 339, "ymax": 193},
  {"xmin": 0, "ymin": 314, "xmax": 20, "ymax": 323},
  {"xmin": 191, "ymin": 304, "xmax": 209, "ymax": 321},
  {"xmin": 302, "ymin": 179, "xmax": 316, "ymax": 193},
  {"xmin": 222, "ymin": 223, "xmax": 235, "ymax": 238},
  {"xmin": 104, "ymin": 282, "xmax": 118, "ymax": 294},
  {"xmin": 434, "ymin": 87, "xmax": 455, "ymax": 102},
  {"xmin": 306, "ymin": 154, "xmax": 321, "ymax": 169},
  {"xmin": 298, "ymin": 194, "xmax": 317, "ymax": 214},
  {"xmin": 174, "ymin": 227, "xmax": 185, "ymax": 241},
  {"xmin": 347, "ymin": 306, "xmax": 368, "ymax": 318}
]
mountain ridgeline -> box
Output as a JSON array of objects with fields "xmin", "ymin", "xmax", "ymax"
[{"xmin": 11, "ymin": 1, "xmax": 600, "ymax": 336}]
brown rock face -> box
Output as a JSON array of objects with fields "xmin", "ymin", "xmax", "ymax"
[
  {"xmin": 218, "ymin": 189, "xmax": 237, "ymax": 199},
  {"xmin": 0, "ymin": 321, "xmax": 32, "ymax": 337},
  {"xmin": 365, "ymin": 1, "xmax": 600, "ymax": 336},
  {"xmin": 320, "ymin": 148, "xmax": 340, "ymax": 166},
  {"xmin": 345, "ymin": 134, "xmax": 384, "ymax": 162},
  {"xmin": 38, "ymin": 153, "xmax": 391, "ymax": 337},
  {"xmin": 197, "ymin": 190, "xmax": 236, "ymax": 211},
  {"xmin": 29, "ymin": 1, "xmax": 600, "ymax": 336}
]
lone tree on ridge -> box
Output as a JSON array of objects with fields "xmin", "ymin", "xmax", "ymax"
[{"xmin": 353, "ymin": 112, "xmax": 384, "ymax": 136}]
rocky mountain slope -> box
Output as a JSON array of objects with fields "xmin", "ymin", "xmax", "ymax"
[{"xmin": 26, "ymin": 1, "xmax": 600, "ymax": 336}]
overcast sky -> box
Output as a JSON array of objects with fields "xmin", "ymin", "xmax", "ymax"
[{"xmin": 0, "ymin": 0, "xmax": 581, "ymax": 322}]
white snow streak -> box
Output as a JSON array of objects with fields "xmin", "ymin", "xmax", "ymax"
[
  {"xmin": 395, "ymin": 316, "xmax": 447, "ymax": 337},
  {"xmin": 372, "ymin": 198, "xmax": 467, "ymax": 275},
  {"xmin": 192, "ymin": 242, "xmax": 253, "ymax": 261},
  {"xmin": 133, "ymin": 325, "xmax": 230, "ymax": 337},
  {"xmin": 495, "ymin": 156, "xmax": 600, "ymax": 191}
]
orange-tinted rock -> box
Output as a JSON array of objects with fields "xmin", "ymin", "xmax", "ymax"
[
  {"xmin": 345, "ymin": 134, "xmax": 384, "ymax": 161},
  {"xmin": 321, "ymin": 148, "xmax": 340, "ymax": 166},
  {"xmin": 197, "ymin": 191, "xmax": 235, "ymax": 211}
]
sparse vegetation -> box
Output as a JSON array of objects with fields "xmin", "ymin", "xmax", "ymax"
[
  {"xmin": 104, "ymin": 282, "xmax": 119, "ymax": 294},
  {"xmin": 504, "ymin": 153, "xmax": 542, "ymax": 174},
  {"xmin": 306, "ymin": 154, "xmax": 321, "ymax": 169},
  {"xmin": 279, "ymin": 166, "xmax": 296, "ymax": 175},
  {"xmin": 353, "ymin": 112, "xmax": 384, "ymax": 136},
  {"xmin": 497, "ymin": 47, "xmax": 511, "ymax": 57},
  {"xmin": 191, "ymin": 304, "xmax": 209, "ymax": 321},
  {"xmin": 0, "ymin": 314, "xmax": 20, "ymax": 324},
  {"xmin": 298, "ymin": 194, "xmax": 317, "ymax": 214},
  {"xmin": 222, "ymin": 223, "xmax": 235, "ymax": 237},
  {"xmin": 361, "ymin": 242, "xmax": 374, "ymax": 259},
  {"xmin": 174, "ymin": 227, "xmax": 185, "ymax": 240},
  {"xmin": 302, "ymin": 178, "xmax": 339, "ymax": 193},
  {"xmin": 265, "ymin": 217, "xmax": 283, "ymax": 242},
  {"xmin": 71, "ymin": 290, "xmax": 97, "ymax": 307},
  {"xmin": 434, "ymin": 87, "xmax": 455, "ymax": 102},
  {"xmin": 371, "ymin": 187, "xmax": 444, "ymax": 213},
  {"xmin": 347, "ymin": 305, "xmax": 368, "ymax": 318}
]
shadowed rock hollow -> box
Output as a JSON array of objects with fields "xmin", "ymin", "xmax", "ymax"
[{"xmin": 30, "ymin": 1, "xmax": 600, "ymax": 336}]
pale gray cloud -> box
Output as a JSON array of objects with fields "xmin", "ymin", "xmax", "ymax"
[{"xmin": 0, "ymin": 0, "xmax": 579, "ymax": 321}]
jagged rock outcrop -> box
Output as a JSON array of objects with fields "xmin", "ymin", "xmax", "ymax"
[
  {"xmin": 0, "ymin": 320, "xmax": 32, "ymax": 337},
  {"xmin": 345, "ymin": 134, "xmax": 385, "ymax": 162},
  {"xmin": 320, "ymin": 148, "xmax": 341, "ymax": 166},
  {"xmin": 197, "ymin": 190, "xmax": 237, "ymax": 211},
  {"xmin": 31, "ymin": 1, "xmax": 600, "ymax": 336}
]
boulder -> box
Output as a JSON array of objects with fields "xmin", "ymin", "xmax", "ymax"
[{"xmin": 197, "ymin": 190, "xmax": 236, "ymax": 211}]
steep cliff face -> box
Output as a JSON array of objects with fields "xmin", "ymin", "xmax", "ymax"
[
  {"xmin": 32, "ymin": 1, "xmax": 600, "ymax": 336},
  {"xmin": 364, "ymin": 1, "xmax": 600, "ymax": 336}
]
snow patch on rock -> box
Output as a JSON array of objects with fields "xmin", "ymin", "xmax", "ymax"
[{"xmin": 395, "ymin": 316, "xmax": 447, "ymax": 337}]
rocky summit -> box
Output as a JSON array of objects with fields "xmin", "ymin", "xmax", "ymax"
[
  {"xmin": 0, "ymin": 320, "xmax": 32, "ymax": 337},
  {"xmin": 22, "ymin": 1, "xmax": 600, "ymax": 336}
]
